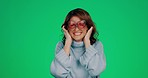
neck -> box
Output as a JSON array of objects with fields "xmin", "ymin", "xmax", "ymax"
[{"xmin": 72, "ymin": 40, "xmax": 84, "ymax": 48}]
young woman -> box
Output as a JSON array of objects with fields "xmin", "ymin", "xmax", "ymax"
[{"xmin": 50, "ymin": 8, "xmax": 106, "ymax": 78}]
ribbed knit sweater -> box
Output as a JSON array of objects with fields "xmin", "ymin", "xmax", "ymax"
[{"xmin": 50, "ymin": 40, "xmax": 106, "ymax": 78}]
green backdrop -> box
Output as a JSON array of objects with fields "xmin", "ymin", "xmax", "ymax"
[{"xmin": 1, "ymin": 0, "xmax": 148, "ymax": 78}]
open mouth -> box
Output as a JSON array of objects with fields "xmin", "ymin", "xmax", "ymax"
[{"xmin": 73, "ymin": 32, "xmax": 82, "ymax": 36}]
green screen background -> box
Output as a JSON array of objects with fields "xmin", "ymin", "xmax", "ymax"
[{"xmin": 1, "ymin": 0, "xmax": 148, "ymax": 78}]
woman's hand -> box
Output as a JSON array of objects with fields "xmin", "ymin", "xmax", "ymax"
[
  {"xmin": 62, "ymin": 26, "xmax": 72, "ymax": 56},
  {"xmin": 84, "ymin": 27, "xmax": 93, "ymax": 48},
  {"xmin": 62, "ymin": 26, "xmax": 72, "ymax": 43}
]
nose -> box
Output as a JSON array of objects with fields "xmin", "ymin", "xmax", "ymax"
[{"xmin": 74, "ymin": 26, "xmax": 79, "ymax": 31}]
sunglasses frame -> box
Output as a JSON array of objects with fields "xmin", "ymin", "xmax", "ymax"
[{"xmin": 68, "ymin": 20, "xmax": 86, "ymax": 30}]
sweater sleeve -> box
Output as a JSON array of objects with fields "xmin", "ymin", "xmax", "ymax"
[
  {"xmin": 50, "ymin": 41, "xmax": 71, "ymax": 78},
  {"xmin": 79, "ymin": 41, "xmax": 106, "ymax": 77}
]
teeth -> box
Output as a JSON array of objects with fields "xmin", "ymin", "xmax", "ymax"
[{"xmin": 74, "ymin": 33, "xmax": 81, "ymax": 36}]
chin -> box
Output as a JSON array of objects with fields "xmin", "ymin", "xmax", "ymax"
[{"xmin": 73, "ymin": 37, "xmax": 83, "ymax": 42}]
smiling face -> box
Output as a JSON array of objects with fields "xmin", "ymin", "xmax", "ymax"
[{"xmin": 68, "ymin": 16, "xmax": 88, "ymax": 42}]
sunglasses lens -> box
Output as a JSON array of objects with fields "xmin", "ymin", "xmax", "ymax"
[
  {"xmin": 68, "ymin": 21, "xmax": 75, "ymax": 29},
  {"xmin": 78, "ymin": 20, "xmax": 86, "ymax": 29},
  {"xmin": 69, "ymin": 24, "xmax": 75, "ymax": 29}
]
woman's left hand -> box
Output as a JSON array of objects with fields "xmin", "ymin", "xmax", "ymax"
[{"xmin": 83, "ymin": 27, "xmax": 93, "ymax": 48}]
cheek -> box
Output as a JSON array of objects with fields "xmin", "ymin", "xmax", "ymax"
[
  {"xmin": 83, "ymin": 31, "xmax": 87, "ymax": 35},
  {"xmin": 83, "ymin": 29, "xmax": 88, "ymax": 35},
  {"xmin": 69, "ymin": 31, "xmax": 73, "ymax": 36}
]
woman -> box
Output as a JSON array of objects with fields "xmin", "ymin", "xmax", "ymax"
[{"xmin": 50, "ymin": 8, "xmax": 106, "ymax": 78}]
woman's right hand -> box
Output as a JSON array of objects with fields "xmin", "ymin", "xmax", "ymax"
[
  {"xmin": 62, "ymin": 26, "xmax": 72, "ymax": 56},
  {"xmin": 62, "ymin": 26, "xmax": 72, "ymax": 43}
]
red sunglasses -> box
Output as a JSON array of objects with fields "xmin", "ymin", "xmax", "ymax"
[{"xmin": 68, "ymin": 20, "xmax": 86, "ymax": 30}]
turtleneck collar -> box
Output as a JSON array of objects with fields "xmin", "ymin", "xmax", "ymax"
[{"xmin": 71, "ymin": 41, "xmax": 84, "ymax": 48}]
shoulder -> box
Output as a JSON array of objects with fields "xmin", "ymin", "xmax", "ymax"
[
  {"xmin": 93, "ymin": 40, "xmax": 103, "ymax": 47},
  {"xmin": 92, "ymin": 40, "xmax": 104, "ymax": 54},
  {"xmin": 56, "ymin": 41, "xmax": 64, "ymax": 48},
  {"xmin": 55, "ymin": 41, "xmax": 64, "ymax": 54}
]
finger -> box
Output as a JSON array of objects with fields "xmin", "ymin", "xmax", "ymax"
[
  {"xmin": 62, "ymin": 26, "xmax": 66, "ymax": 31},
  {"xmin": 88, "ymin": 27, "xmax": 93, "ymax": 33},
  {"xmin": 89, "ymin": 27, "xmax": 93, "ymax": 31},
  {"xmin": 62, "ymin": 26, "xmax": 69, "ymax": 36},
  {"xmin": 62, "ymin": 26, "xmax": 67, "ymax": 32}
]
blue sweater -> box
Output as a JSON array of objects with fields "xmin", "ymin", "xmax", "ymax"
[{"xmin": 50, "ymin": 41, "xmax": 106, "ymax": 78}]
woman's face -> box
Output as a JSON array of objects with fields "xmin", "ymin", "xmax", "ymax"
[{"xmin": 68, "ymin": 16, "xmax": 88, "ymax": 42}]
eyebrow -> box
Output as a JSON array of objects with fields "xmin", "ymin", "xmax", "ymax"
[{"xmin": 69, "ymin": 20, "xmax": 83, "ymax": 23}]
